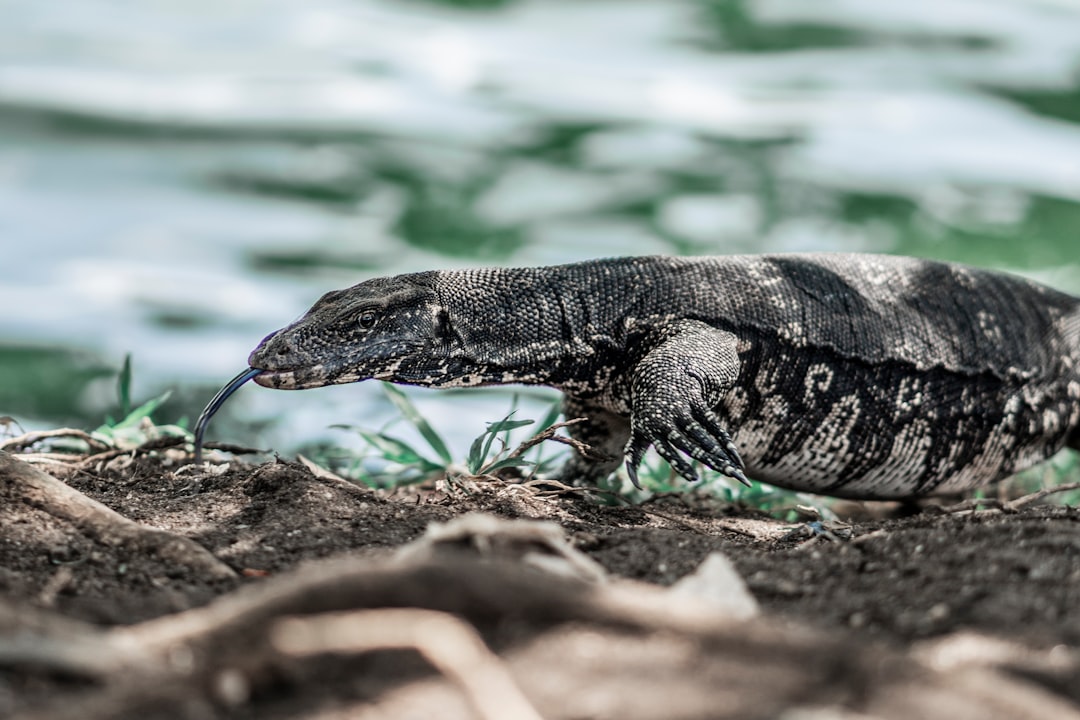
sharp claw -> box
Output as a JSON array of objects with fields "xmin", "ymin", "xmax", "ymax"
[
  {"xmin": 725, "ymin": 441, "xmax": 745, "ymax": 469},
  {"xmin": 625, "ymin": 459, "xmax": 643, "ymax": 490},
  {"xmin": 727, "ymin": 466, "xmax": 751, "ymax": 487}
]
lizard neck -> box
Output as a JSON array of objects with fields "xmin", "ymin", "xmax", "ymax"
[{"xmin": 427, "ymin": 260, "xmax": 666, "ymax": 390}]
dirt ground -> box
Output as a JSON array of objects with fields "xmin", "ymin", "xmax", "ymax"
[{"xmin": 1, "ymin": 440, "xmax": 1080, "ymax": 720}]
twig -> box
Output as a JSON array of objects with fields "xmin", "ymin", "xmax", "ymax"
[
  {"xmin": 942, "ymin": 482, "xmax": 1080, "ymax": 515},
  {"xmin": 0, "ymin": 428, "xmax": 111, "ymax": 453},
  {"xmin": 636, "ymin": 507, "xmax": 709, "ymax": 535},
  {"xmin": 273, "ymin": 609, "xmax": 544, "ymax": 720},
  {"xmin": 13, "ymin": 453, "xmax": 96, "ymax": 466},
  {"xmin": 74, "ymin": 436, "xmax": 190, "ymax": 469},
  {"xmin": 1005, "ymin": 482, "xmax": 1080, "ymax": 510},
  {"xmin": 505, "ymin": 418, "xmax": 611, "ymax": 464},
  {"xmin": 519, "ymin": 477, "xmax": 628, "ymax": 504},
  {"xmin": 0, "ymin": 416, "xmax": 25, "ymax": 437}
]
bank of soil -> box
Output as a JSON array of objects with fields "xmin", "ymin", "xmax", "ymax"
[{"xmin": 1, "ymin": 444, "xmax": 1079, "ymax": 719}]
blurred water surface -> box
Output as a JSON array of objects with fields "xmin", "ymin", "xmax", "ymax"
[{"xmin": 2, "ymin": 0, "xmax": 1079, "ymax": 454}]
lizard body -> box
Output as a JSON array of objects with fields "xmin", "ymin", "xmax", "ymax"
[{"xmin": 246, "ymin": 254, "xmax": 1080, "ymax": 499}]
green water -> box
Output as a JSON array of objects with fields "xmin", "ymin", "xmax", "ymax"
[{"xmin": 1, "ymin": 0, "xmax": 1079, "ymax": 454}]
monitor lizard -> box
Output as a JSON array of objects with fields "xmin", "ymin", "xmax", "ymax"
[{"xmin": 203, "ymin": 254, "xmax": 1080, "ymax": 500}]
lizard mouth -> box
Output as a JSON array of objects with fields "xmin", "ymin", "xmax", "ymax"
[
  {"xmin": 252, "ymin": 369, "xmax": 304, "ymax": 389},
  {"xmin": 252, "ymin": 365, "xmax": 367, "ymax": 390}
]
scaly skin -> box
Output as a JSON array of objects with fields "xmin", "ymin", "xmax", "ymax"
[{"xmin": 247, "ymin": 254, "xmax": 1080, "ymax": 499}]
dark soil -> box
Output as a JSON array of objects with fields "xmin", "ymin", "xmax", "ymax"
[{"xmin": 2, "ymin": 447, "xmax": 1080, "ymax": 719}]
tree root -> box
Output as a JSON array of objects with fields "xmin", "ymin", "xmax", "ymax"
[
  {"xmin": 0, "ymin": 544, "xmax": 805, "ymax": 720},
  {"xmin": 274, "ymin": 608, "xmax": 545, "ymax": 720},
  {"xmin": 3, "ymin": 512, "xmax": 1080, "ymax": 720},
  {"xmin": 0, "ymin": 451, "xmax": 235, "ymax": 580}
]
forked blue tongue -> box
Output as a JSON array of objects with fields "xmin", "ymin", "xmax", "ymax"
[{"xmin": 193, "ymin": 367, "xmax": 262, "ymax": 463}]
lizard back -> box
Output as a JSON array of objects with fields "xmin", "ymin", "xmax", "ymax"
[{"xmin": 626, "ymin": 255, "xmax": 1080, "ymax": 497}]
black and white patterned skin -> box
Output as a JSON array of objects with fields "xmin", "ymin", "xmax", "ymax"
[{"xmin": 248, "ymin": 254, "xmax": 1080, "ymax": 500}]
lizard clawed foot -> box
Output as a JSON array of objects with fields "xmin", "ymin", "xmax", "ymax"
[
  {"xmin": 624, "ymin": 405, "xmax": 747, "ymax": 490},
  {"xmin": 624, "ymin": 319, "xmax": 746, "ymax": 490}
]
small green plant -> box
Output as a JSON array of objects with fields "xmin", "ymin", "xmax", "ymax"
[
  {"xmin": 377, "ymin": 383, "xmax": 453, "ymax": 468},
  {"xmin": 326, "ymin": 383, "xmax": 832, "ymax": 517},
  {"xmin": 330, "ymin": 384, "xmax": 562, "ymax": 488},
  {"xmin": 465, "ymin": 414, "xmax": 535, "ymax": 475},
  {"xmin": 92, "ymin": 354, "xmax": 188, "ymax": 449}
]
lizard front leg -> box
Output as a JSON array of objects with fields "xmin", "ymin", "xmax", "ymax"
[{"xmin": 626, "ymin": 320, "xmax": 748, "ymax": 489}]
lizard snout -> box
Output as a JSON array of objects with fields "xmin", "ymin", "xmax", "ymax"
[{"xmin": 248, "ymin": 330, "xmax": 299, "ymax": 370}]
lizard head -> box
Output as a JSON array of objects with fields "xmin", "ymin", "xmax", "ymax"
[{"xmin": 248, "ymin": 272, "xmax": 452, "ymax": 389}]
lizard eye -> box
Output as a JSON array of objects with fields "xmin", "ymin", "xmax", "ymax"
[{"xmin": 357, "ymin": 310, "xmax": 379, "ymax": 330}]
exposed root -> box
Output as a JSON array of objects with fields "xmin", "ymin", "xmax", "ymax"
[
  {"xmin": 3, "ymin": 513, "xmax": 1080, "ymax": 720},
  {"xmin": 0, "ymin": 598, "xmax": 116, "ymax": 679},
  {"xmin": 395, "ymin": 513, "xmax": 609, "ymax": 583},
  {"xmin": 0, "ymin": 451, "xmax": 235, "ymax": 580},
  {"xmin": 273, "ymin": 608, "xmax": 544, "ymax": 720},
  {"xmin": 0, "ymin": 547, "xmax": 791, "ymax": 716}
]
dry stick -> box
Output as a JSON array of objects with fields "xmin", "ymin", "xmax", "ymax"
[
  {"xmin": 13, "ymin": 452, "xmax": 97, "ymax": 466},
  {"xmin": 942, "ymin": 481, "xmax": 1080, "ymax": 515},
  {"xmin": 505, "ymin": 418, "xmax": 589, "ymax": 460},
  {"xmin": 0, "ymin": 428, "xmax": 112, "ymax": 453},
  {"xmin": 519, "ymin": 477, "xmax": 611, "ymax": 500},
  {"xmin": 1005, "ymin": 481, "xmax": 1080, "ymax": 510},
  {"xmin": 74, "ymin": 436, "xmax": 184, "ymax": 469},
  {"xmin": 0, "ymin": 415, "xmax": 26, "ymax": 438},
  {"xmin": 504, "ymin": 418, "xmax": 617, "ymax": 474},
  {"xmin": 0, "ymin": 451, "xmax": 235, "ymax": 580},
  {"xmin": 75, "ymin": 438, "xmax": 264, "ymax": 471},
  {"xmin": 273, "ymin": 608, "xmax": 545, "ymax": 720}
]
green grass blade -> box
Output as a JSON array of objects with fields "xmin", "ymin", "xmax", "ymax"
[
  {"xmin": 355, "ymin": 429, "xmax": 441, "ymax": 470},
  {"xmin": 381, "ymin": 383, "xmax": 452, "ymax": 464},
  {"xmin": 477, "ymin": 412, "xmax": 516, "ymax": 469},
  {"xmin": 117, "ymin": 390, "xmax": 172, "ymax": 429},
  {"xmin": 97, "ymin": 390, "xmax": 173, "ymax": 433},
  {"xmin": 466, "ymin": 418, "xmax": 533, "ymax": 474},
  {"xmin": 118, "ymin": 353, "xmax": 133, "ymax": 418},
  {"xmin": 502, "ymin": 394, "xmax": 520, "ymax": 448},
  {"xmin": 485, "ymin": 418, "xmax": 534, "ymax": 434},
  {"xmin": 536, "ymin": 400, "xmax": 563, "ymax": 431},
  {"xmin": 467, "ymin": 434, "xmax": 487, "ymax": 475}
]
